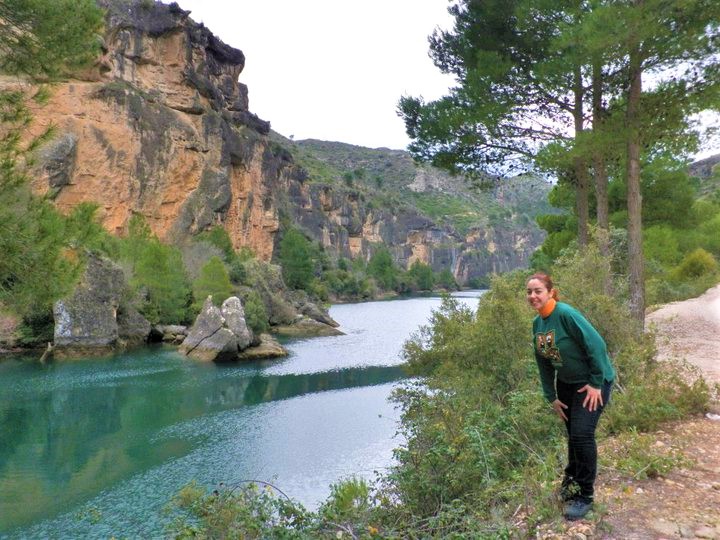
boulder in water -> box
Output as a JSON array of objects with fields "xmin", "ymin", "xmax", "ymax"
[{"xmin": 180, "ymin": 296, "xmax": 255, "ymax": 362}]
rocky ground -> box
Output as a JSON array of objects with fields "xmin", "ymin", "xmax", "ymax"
[{"xmin": 538, "ymin": 284, "xmax": 720, "ymax": 540}]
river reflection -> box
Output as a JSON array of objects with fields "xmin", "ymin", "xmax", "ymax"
[
  {"xmin": 0, "ymin": 292, "xmax": 482, "ymax": 538},
  {"xmin": 0, "ymin": 353, "xmax": 405, "ymax": 532}
]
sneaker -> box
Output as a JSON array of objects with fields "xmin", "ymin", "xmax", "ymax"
[{"xmin": 563, "ymin": 498, "xmax": 593, "ymax": 521}]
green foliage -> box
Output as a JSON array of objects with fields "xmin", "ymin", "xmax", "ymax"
[
  {"xmin": 603, "ymin": 429, "xmax": 691, "ymax": 480},
  {"xmin": 166, "ymin": 248, "xmax": 712, "ymax": 537},
  {"xmin": 131, "ymin": 240, "xmax": 191, "ymax": 325},
  {"xmin": 643, "ymin": 225, "xmax": 681, "ymax": 266},
  {"xmin": 192, "ymin": 256, "xmax": 233, "ymax": 309},
  {"xmin": 367, "ymin": 247, "xmax": 398, "ymax": 291},
  {"xmin": 698, "ymin": 213, "xmax": 720, "ymax": 255},
  {"xmin": 0, "ymin": 0, "xmax": 104, "ymax": 80},
  {"xmin": 242, "ymin": 290, "xmax": 269, "ymax": 335},
  {"xmin": 320, "ymin": 268, "xmax": 375, "ymax": 300},
  {"xmin": 408, "ymin": 192, "xmax": 486, "ymax": 236},
  {"xmin": 641, "ymin": 165, "xmax": 697, "ymax": 229},
  {"xmin": 279, "ymin": 229, "xmax": 315, "ymax": 289},
  {"xmin": 407, "ymin": 261, "xmax": 435, "ymax": 291},
  {"xmin": 393, "ymin": 249, "xmax": 709, "ymax": 534},
  {"xmin": 115, "ymin": 215, "xmax": 191, "ymax": 325},
  {"xmin": 435, "ymin": 268, "xmax": 457, "ymax": 290},
  {"xmin": 196, "ymin": 225, "xmax": 235, "ymax": 262},
  {"xmin": 672, "ymin": 248, "xmax": 718, "ymax": 281},
  {"xmin": 538, "ymin": 230, "xmax": 575, "ymax": 262},
  {"xmin": 228, "ymin": 258, "xmax": 248, "ymax": 285},
  {"xmin": 604, "ymin": 359, "xmax": 711, "ymax": 433},
  {"xmin": 167, "ymin": 481, "xmax": 310, "ymax": 539}
]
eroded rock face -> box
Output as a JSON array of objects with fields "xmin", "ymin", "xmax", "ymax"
[
  {"xmin": 24, "ymin": 0, "xmax": 290, "ymax": 262},
  {"xmin": 53, "ymin": 255, "xmax": 150, "ymax": 356}
]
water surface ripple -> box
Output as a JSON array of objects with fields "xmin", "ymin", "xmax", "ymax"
[{"xmin": 0, "ymin": 292, "xmax": 481, "ymax": 538}]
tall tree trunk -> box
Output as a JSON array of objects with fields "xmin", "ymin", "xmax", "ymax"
[
  {"xmin": 626, "ymin": 45, "xmax": 645, "ymax": 327},
  {"xmin": 592, "ymin": 61, "xmax": 610, "ymax": 256},
  {"xmin": 574, "ymin": 64, "xmax": 589, "ymax": 248}
]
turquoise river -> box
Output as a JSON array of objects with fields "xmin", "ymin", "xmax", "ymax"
[{"xmin": 0, "ymin": 292, "xmax": 482, "ymax": 538}]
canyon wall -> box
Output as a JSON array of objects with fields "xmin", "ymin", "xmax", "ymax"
[{"xmin": 17, "ymin": 0, "xmax": 543, "ymax": 284}]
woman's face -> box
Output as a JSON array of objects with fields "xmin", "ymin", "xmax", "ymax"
[{"xmin": 526, "ymin": 278, "xmax": 553, "ymax": 311}]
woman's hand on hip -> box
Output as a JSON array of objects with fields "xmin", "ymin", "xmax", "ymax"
[
  {"xmin": 578, "ymin": 384, "xmax": 603, "ymax": 411},
  {"xmin": 551, "ymin": 399, "xmax": 568, "ymax": 421}
]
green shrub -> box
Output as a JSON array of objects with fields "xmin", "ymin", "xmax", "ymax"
[
  {"xmin": 192, "ymin": 256, "xmax": 232, "ymax": 309},
  {"xmin": 116, "ymin": 216, "xmax": 191, "ymax": 324},
  {"xmin": 320, "ymin": 269, "xmax": 375, "ymax": 300},
  {"xmin": 603, "ymin": 429, "xmax": 692, "ymax": 480},
  {"xmin": 279, "ymin": 229, "xmax": 314, "ymax": 289},
  {"xmin": 643, "ymin": 225, "xmax": 681, "ymax": 266},
  {"xmin": 167, "ymin": 481, "xmax": 309, "ymax": 539},
  {"xmin": 181, "ymin": 241, "xmax": 225, "ymax": 281},
  {"xmin": 241, "ymin": 290, "xmax": 269, "ymax": 335},
  {"xmin": 671, "ymin": 248, "xmax": 718, "ymax": 281},
  {"xmin": 132, "ymin": 240, "xmax": 191, "ymax": 324},
  {"xmin": 407, "ymin": 261, "xmax": 435, "ymax": 291},
  {"xmin": 698, "ymin": 213, "xmax": 720, "ymax": 256},
  {"xmin": 196, "ymin": 225, "xmax": 235, "ymax": 262},
  {"xmin": 228, "ymin": 258, "xmax": 248, "ymax": 285},
  {"xmin": 435, "ymin": 268, "xmax": 457, "ymax": 290},
  {"xmin": 367, "ymin": 246, "xmax": 398, "ymax": 291}
]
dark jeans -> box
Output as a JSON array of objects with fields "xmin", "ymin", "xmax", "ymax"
[{"xmin": 556, "ymin": 379, "xmax": 613, "ymax": 502}]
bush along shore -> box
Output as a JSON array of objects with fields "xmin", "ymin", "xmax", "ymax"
[
  {"xmin": 163, "ymin": 242, "xmax": 718, "ymax": 538},
  {"xmin": 0, "ymin": 204, "xmax": 465, "ymax": 358}
]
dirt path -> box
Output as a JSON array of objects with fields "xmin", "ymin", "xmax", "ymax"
[
  {"xmin": 539, "ymin": 284, "xmax": 720, "ymax": 540},
  {"xmin": 647, "ymin": 284, "xmax": 720, "ymax": 384}
]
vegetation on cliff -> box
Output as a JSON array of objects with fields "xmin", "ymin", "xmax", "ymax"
[{"xmin": 290, "ymin": 136, "xmax": 553, "ymax": 242}]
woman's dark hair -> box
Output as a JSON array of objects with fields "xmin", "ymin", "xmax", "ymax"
[{"xmin": 528, "ymin": 272, "xmax": 560, "ymax": 300}]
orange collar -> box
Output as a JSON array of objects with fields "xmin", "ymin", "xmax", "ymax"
[{"xmin": 538, "ymin": 298, "xmax": 557, "ymax": 319}]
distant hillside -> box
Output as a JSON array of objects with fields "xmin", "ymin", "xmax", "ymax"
[
  {"xmin": 689, "ymin": 153, "xmax": 720, "ymax": 179},
  {"xmin": 288, "ymin": 137, "xmax": 554, "ymax": 238},
  {"xmin": 689, "ymin": 153, "xmax": 720, "ymax": 196}
]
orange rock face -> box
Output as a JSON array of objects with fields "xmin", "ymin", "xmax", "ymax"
[{"xmin": 17, "ymin": 1, "xmax": 289, "ymax": 261}]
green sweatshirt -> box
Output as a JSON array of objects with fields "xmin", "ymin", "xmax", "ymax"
[{"xmin": 533, "ymin": 302, "xmax": 616, "ymax": 402}]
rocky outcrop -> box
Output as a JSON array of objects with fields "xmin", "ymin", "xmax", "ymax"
[
  {"xmin": 53, "ymin": 255, "xmax": 150, "ymax": 357},
  {"xmin": 22, "ymin": 0, "xmax": 297, "ymax": 262},
  {"xmin": 237, "ymin": 333, "xmax": 288, "ymax": 361},
  {"xmin": 299, "ymin": 301, "xmax": 340, "ymax": 328},
  {"xmin": 152, "ymin": 324, "xmax": 188, "ymax": 344},
  {"xmin": 179, "ymin": 295, "xmax": 259, "ymax": 362},
  {"xmin": 272, "ymin": 318, "xmax": 344, "ymax": 337}
]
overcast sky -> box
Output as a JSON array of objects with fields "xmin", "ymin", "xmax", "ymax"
[
  {"xmin": 173, "ymin": 1, "xmax": 719, "ymax": 160},
  {"xmin": 174, "ymin": 0, "xmax": 456, "ymax": 150}
]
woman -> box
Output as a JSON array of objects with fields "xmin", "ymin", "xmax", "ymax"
[{"xmin": 526, "ymin": 273, "xmax": 615, "ymax": 521}]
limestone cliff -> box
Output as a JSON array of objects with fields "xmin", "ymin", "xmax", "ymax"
[
  {"xmin": 16, "ymin": 0, "xmax": 545, "ymax": 285},
  {"xmin": 25, "ymin": 0, "xmax": 295, "ymax": 262}
]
